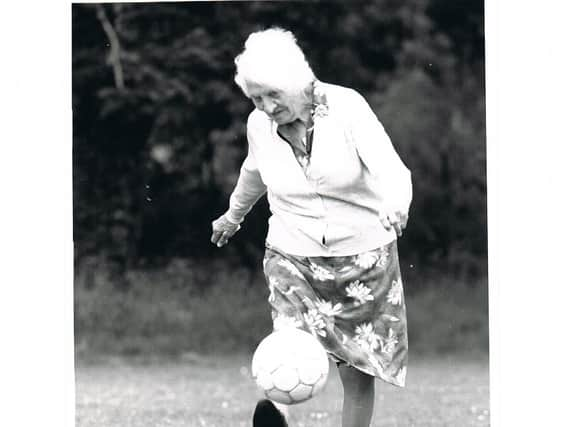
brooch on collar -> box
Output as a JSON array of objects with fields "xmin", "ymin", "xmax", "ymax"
[{"xmin": 311, "ymin": 81, "xmax": 329, "ymax": 119}]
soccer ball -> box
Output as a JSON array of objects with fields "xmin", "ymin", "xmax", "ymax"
[{"xmin": 251, "ymin": 328, "xmax": 329, "ymax": 405}]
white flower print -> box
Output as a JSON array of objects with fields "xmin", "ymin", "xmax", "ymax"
[
  {"xmin": 311, "ymin": 83, "xmax": 329, "ymax": 119},
  {"xmin": 382, "ymin": 328, "xmax": 399, "ymax": 355},
  {"xmin": 267, "ymin": 277, "xmax": 279, "ymax": 303},
  {"xmin": 354, "ymin": 323, "xmax": 382, "ymax": 353},
  {"xmin": 376, "ymin": 247, "xmax": 389, "ymax": 268},
  {"xmin": 345, "ymin": 280, "xmax": 374, "ymax": 305},
  {"xmin": 309, "ymin": 263, "xmax": 335, "ymax": 281},
  {"xmin": 270, "ymin": 276, "xmax": 302, "ymax": 298},
  {"xmin": 394, "ymin": 366, "xmax": 407, "ymax": 385},
  {"xmin": 387, "ymin": 278, "xmax": 403, "ymax": 306},
  {"xmin": 301, "ymin": 297, "xmax": 316, "ymax": 311},
  {"xmin": 303, "ymin": 309, "xmax": 327, "ymax": 337},
  {"xmin": 314, "ymin": 298, "xmax": 343, "ymax": 317},
  {"xmin": 354, "ymin": 251, "xmax": 379, "ymax": 269},
  {"xmin": 277, "ymin": 259, "xmax": 304, "ymax": 279},
  {"xmin": 273, "ymin": 313, "xmax": 302, "ymax": 331},
  {"xmin": 312, "ymin": 103, "xmax": 329, "ymax": 118},
  {"xmin": 368, "ymin": 355, "xmax": 384, "ymax": 373},
  {"xmin": 282, "ymin": 285, "xmax": 301, "ymax": 296}
]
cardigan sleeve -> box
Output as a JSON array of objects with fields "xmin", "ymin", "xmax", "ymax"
[
  {"xmin": 225, "ymin": 125, "xmax": 267, "ymax": 225},
  {"xmin": 347, "ymin": 90, "xmax": 413, "ymax": 216}
]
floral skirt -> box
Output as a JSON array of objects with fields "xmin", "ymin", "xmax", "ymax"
[{"xmin": 262, "ymin": 240, "xmax": 408, "ymax": 387}]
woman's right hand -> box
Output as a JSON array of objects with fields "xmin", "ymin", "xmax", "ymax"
[
  {"xmin": 379, "ymin": 208, "xmax": 408, "ymax": 237},
  {"xmin": 210, "ymin": 214, "xmax": 241, "ymax": 247}
]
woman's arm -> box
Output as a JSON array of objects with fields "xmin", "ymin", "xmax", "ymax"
[
  {"xmin": 225, "ymin": 147, "xmax": 267, "ymax": 224},
  {"xmin": 348, "ymin": 90, "xmax": 413, "ymax": 234},
  {"xmin": 211, "ymin": 128, "xmax": 267, "ymax": 248}
]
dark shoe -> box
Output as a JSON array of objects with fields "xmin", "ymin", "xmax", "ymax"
[{"xmin": 252, "ymin": 399, "xmax": 288, "ymax": 427}]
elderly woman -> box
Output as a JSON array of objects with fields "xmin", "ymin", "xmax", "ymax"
[{"xmin": 211, "ymin": 28, "xmax": 412, "ymax": 427}]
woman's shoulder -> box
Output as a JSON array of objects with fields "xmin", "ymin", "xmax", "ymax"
[
  {"xmin": 317, "ymin": 81, "xmax": 367, "ymax": 112},
  {"xmin": 246, "ymin": 109, "xmax": 272, "ymax": 135}
]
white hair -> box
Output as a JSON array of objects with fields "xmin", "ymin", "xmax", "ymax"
[{"xmin": 234, "ymin": 28, "xmax": 315, "ymax": 97}]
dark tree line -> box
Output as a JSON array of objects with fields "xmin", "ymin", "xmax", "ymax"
[{"xmin": 72, "ymin": 0, "xmax": 486, "ymax": 287}]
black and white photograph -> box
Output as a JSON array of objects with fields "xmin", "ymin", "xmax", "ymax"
[
  {"xmin": 71, "ymin": 1, "xmax": 488, "ymax": 426},
  {"xmin": 6, "ymin": 1, "xmax": 568, "ymax": 426}
]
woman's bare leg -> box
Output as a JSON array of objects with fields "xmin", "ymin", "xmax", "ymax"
[{"xmin": 338, "ymin": 364, "xmax": 375, "ymax": 427}]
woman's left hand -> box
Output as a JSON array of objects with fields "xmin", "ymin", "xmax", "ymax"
[{"xmin": 379, "ymin": 209, "xmax": 408, "ymax": 237}]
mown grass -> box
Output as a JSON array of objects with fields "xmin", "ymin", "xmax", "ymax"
[{"xmin": 75, "ymin": 353, "xmax": 489, "ymax": 427}]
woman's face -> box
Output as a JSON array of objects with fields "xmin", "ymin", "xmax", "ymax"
[{"xmin": 246, "ymin": 81, "xmax": 307, "ymax": 125}]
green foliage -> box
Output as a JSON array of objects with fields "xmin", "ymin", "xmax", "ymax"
[{"xmin": 72, "ymin": 1, "xmax": 486, "ymax": 279}]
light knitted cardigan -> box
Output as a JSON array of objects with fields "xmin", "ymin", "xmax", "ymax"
[{"xmin": 225, "ymin": 82, "xmax": 412, "ymax": 257}]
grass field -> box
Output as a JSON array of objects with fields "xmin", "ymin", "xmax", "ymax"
[
  {"xmin": 75, "ymin": 261, "xmax": 489, "ymax": 426},
  {"xmin": 75, "ymin": 353, "xmax": 489, "ymax": 427}
]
